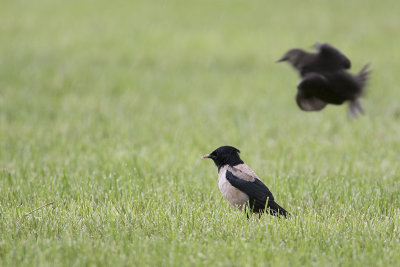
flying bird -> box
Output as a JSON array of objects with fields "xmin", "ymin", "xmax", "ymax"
[
  {"xmin": 277, "ymin": 42, "xmax": 370, "ymax": 117},
  {"xmin": 202, "ymin": 146, "xmax": 288, "ymax": 217}
]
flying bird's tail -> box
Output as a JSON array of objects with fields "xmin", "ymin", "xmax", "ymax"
[
  {"xmin": 267, "ymin": 200, "xmax": 289, "ymax": 218},
  {"xmin": 349, "ymin": 64, "xmax": 370, "ymax": 118},
  {"xmin": 356, "ymin": 63, "xmax": 370, "ymax": 94}
]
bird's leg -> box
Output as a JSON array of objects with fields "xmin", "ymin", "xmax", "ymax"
[
  {"xmin": 348, "ymin": 99, "xmax": 364, "ymax": 118},
  {"xmin": 244, "ymin": 206, "xmax": 250, "ymax": 220},
  {"xmin": 258, "ymin": 213, "xmax": 262, "ymax": 220}
]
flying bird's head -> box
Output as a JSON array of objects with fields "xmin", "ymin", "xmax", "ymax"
[
  {"xmin": 202, "ymin": 146, "xmax": 244, "ymax": 168},
  {"xmin": 276, "ymin": 49, "xmax": 307, "ymax": 68}
]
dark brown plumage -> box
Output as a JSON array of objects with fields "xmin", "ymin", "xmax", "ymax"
[{"xmin": 277, "ymin": 42, "xmax": 370, "ymax": 117}]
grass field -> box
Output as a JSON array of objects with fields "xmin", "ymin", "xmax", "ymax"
[{"xmin": 1, "ymin": 0, "xmax": 400, "ymax": 266}]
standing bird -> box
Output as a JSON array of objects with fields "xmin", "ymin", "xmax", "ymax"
[
  {"xmin": 202, "ymin": 146, "xmax": 288, "ymax": 217},
  {"xmin": 277, "ymin": 42, "xmax": 370, "ymax": 117}
]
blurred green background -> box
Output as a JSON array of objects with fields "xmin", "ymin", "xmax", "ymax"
[{"xmin": 1, "ymin": 0, "xmax": 399, "ymax": 266}]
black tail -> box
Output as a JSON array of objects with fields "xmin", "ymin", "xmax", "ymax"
[
  {"xmin": 268, "ymin": 200, "xmax": 289, "ymax": 218},
  {"xmin": 349, "ymin": 64, "xmax": 370, "ymax": 118},
  {"xmin": 357, "ymin": 64, "xmax": 370, "ymax": 90}
]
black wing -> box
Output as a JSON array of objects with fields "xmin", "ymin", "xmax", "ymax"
[
  {"xmin": 225, "ymin": 170, "xmax": 274, "ymax": 213},
  {"xmin": 316, "ymin": 42, "xmax": 351, "ymax": 70},
  {"xmin": 296, "ymin": 72, "xmax": 329, "ymax": 111}
]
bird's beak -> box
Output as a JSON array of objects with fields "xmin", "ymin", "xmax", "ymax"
[
  {"xmin": 275, "ymin": 57, "xmax": 287, "ymax": 63},
  {"xmin": 202, "ymin": 154, "xmax": 215, "ymax": 159}
]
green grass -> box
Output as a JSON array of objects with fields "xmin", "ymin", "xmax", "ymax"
[{"xmin": 1, "ymin": 0, "xmax": 400, "ymax": 266}]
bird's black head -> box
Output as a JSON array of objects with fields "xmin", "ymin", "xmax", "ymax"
[
  {"xmin": 276, "ymin": 48, "xmax": 307, "ymax": 68},
  {"xmin": 202, "ymin": 146, "xmax": 244, "ymax": 169}
]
